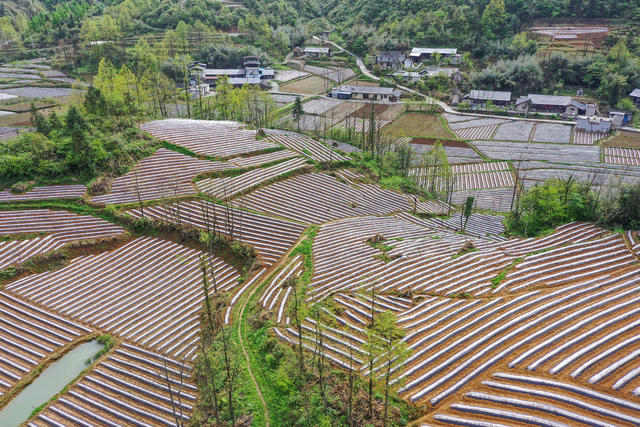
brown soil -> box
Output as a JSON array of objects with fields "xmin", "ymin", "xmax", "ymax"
[{"xmin": 350, "ymin": 103, "xmax": 390, "ymax": 119}]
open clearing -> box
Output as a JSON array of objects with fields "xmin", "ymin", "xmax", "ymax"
[
  {"xmin": 279, "ymin": 75, "xmax": 332, "ymax": 94},
  {"xmin": 385, "ymin": 112, "xmax": 457, "ymax": 139}
]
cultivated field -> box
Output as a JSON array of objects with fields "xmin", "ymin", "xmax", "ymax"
[
  {"xmin": 605, "ymin": 131, "xmax": 640, "ymax": 149},
  {"xmin": 90, "ymin": 148, "xmax": 233, "ymax": 205},
  {"xmin": 6, "ymin": 236, "xmax": 241, "ymax": 360},
  {"xmin": 279, "ymin": 75, "xmax": 332, "ymax": 95},
  {"xmin": 0, "ymin": 292, "xmax": 91, "ymax": 396},
  {"xmin": 265, "ymin": 129, "xmax": 350, "ymax": 162},
  {"xmin": 140, "ymin": 119, "xmax": 279, "ymax": 158},
  {"xmin": 0, "ymin": 185, "xmax": 86, "ymax": 202},
  {"xmin": 385, "ymin": 112, "xmax": 456, "ymax": 139},
  {"xmin": 30, "ymin": 343, "xmax": 195, "ymax": 426},
  {"xmin": 126, "ymin": 199, "xmax": 305, "ymax": 267}
]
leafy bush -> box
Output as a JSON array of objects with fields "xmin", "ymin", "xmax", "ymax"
[{"xmin": 505, "ymin": 179, "xmax": 596, "ymax": 237}]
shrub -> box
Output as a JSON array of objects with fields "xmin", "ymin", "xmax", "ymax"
[{"xmin": 10, "ymin": 181, "xmax": 33, "ymax": 194}]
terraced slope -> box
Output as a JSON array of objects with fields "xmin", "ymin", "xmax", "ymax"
[
  {"xmin": 5, "ymin": 237, "xmax": 240, "ymax": 360},
  {"xmin": 90, "ymin": 149, "xmax": 233, "ymax": 205},
  {"xmin": 0, "ymin": 292, "xmax": 91, "ymax": 396},
  {"xmin": 141, "ymin": 119, "xmax": 278, "ymax": 157},
  {"xmin": 126, "ymin": 199, "xmax": 306, "ymax": 266},
  {"xmin": 29, "ymin": 343, "xmax": 195, "ymax": 426}
]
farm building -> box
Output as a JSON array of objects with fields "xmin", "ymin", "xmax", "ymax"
[
  {"xmin": 375, "ymin": 51, "xmax": 406, "ymax": 70},
  {"xmin": 630, "ymin": 88, "xmax": 640, "ymax": 107},
  {"xmin": 408, "ymin": 47, "xmax": 459, "ymax": 64},
  {"xmin": 302, "ymin": 46, "xmax": 332, "ymax": 58},
  {"xmin": 421, "ymin": 67, "xmax": 463, "ymax": 82},
  {"xmin": 330, "ymin": 85, "xmax": 402, "ymax": 102},
  {"xmin": 392, "ymin": 71, "xmax": 422, "ymax": 83},
  {"xmin": 609, "ymin": 109, "xmax": 633, "ymax": 126},
  {"xmin": 576, "ymin": 116, "xmax": 612, "ymax": 133},
  {"xmin": 515, "ymin": 94, "xmax": 586, "ymax": 116},
  {"xmin": 464, "ymin": 90, "xmax": 512, "ymax": 106},
  {"xmin": 190, "ymin": 56, "xmax": 274, "ymax": 88}
]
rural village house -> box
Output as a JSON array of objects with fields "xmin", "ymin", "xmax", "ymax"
[
  {"xmin": 515, "ymin": 94, "xmax": 588, "ymax": 117},
  {"xmin": 190, "ymin": 57, "xmax": 274, "ymax": 88},
  {"xmin": 302, "ymin": 46, "xmax": 332, "ymax": 58},
  {"xmin": 375, "ymin": 51, "xmax": 406, "ymax": 70},
  {"xmin": 330, "ymin": 85, "xmax": 402, "ymax": 102},
  {"xmin": 408, "ymin": 47, "xmax": 460, "ymax": 65},
  {"xmin": 609, "ymin": 109, "xmax": 633, "ymax": 126},
  {"xmin": 421, "ymin": 67, "xmax": 463, "ymax": 83},
  {"xmin": 464, "ymin": 90, "xmax": 512, "ymax": 107},
  {"xmin": 576, "ymin": 116, "xmax": 612, "ymax": 133},
  {"xmin": 630, "ymin": 88, "xmax": 640, "ymax": 107}
]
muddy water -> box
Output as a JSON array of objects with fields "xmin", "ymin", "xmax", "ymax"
[{"xmin": 0, "ymin": 340, "xmax": 103, "ymax": 426}]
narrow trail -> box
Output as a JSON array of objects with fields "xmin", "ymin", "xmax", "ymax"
[{"xmin": 235, "ymin": 275, "xmax": 270, "ymax": 426}]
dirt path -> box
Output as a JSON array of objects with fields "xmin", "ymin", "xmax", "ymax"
[{"xmin": 235, "ymin": 275, "xmax": 270, "ymax": 426}]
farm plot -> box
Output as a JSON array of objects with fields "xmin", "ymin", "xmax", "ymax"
[
  {"xmin": 409, "ymin": 162, "xmax": 513, "ymax": 191},
  {"xmin": 304, "ymin": 215, "xmax": 507, "ymax": 302},
  {"xmin": 275, "ymin": 69, "xmax": 308, "ymax": 82},
  {"xmin": 228, "ymin": 149, "xmax": 299, "ymax": 168},
  {"xmin": 279, "ymin": 75, "xmax": 332, "ymax": 95},
  {"xmin": 430, "ymin": 372, "xmax": 640, "ymax": 427},
  {"xmin": 90, "ymin": 148, "xmax": 233, "ymax": 205},
  {"xmin": 323, "ymin": 101, "xmax": 364, "ymax": 122},
  {"xmin": 574, "ymin": 130, "xmax": 608, "ymax": 145},
  {"xmin": 335, "ymin": 116, "xmax": 391, "ymax": 133},
  {"xmin": 277, "ymin": 113, "xmax": 340, "ymax": 132},
  {"xmin": 140, "ymin": 119, "xmax": 278, "ymax": 158},
  {"xmin": 302, "ymin": 98, "xmax": 342, "ymax": 115},
  {"xmin": 604, "ymin": 147, "xmax": 640, "ymax": 167},
  {"xmin": 196, "ymin": 157, "xmax": 311, "ymax": 199},
  {"xmin": 492, "ymin": 121, "xmax": 535, "ymax": 141},
  {"xmin": 449, "ymin": 118, "xmax": 510, "ymax": 131},
  {"xmin": 454, "ymin": 125, "xmax": 497, "ymax": 140},
  {"xmin": 0, "ymin": 209, "xmax": 124, "ymax": 243},
  {"xmin": 303, "ymin": 65, "xmax": 355, "ymax": 83},
  {"xmin": 269, "ymin": 93, "xmax": 299, "ymax": 107},
  {"xmin": 420, "ymin": 213, "xmax": 506, "ymax": 239},
  {"xmin": 0, "ymin": 185, "xmax": 86, "ymax": 202},
  {"xmin": 5, "ymin": 236, "xmax": 241, "ymax": 359},
  {"xmin": 233, "ymin": 172, "xmax": 445, "ymax": 225},
  {"xmin": 450, "ymin": 188, "xmax": 515, "ymax": 212},
  {"xmin": 384, "ymin": 112, "xmax": 455, "ymax": 139},
  {"xmin": 126, "ymin": 199, "xmax": 305, "ymax": 267},
  {"xmin": 30, "ymin": 343, "xmax": 195, "ymax": 426},
  {"xmin": 0, "ymin": 292, "xmax": 91, "ymax": 396},
  {"xmin": 0, "ymin": 210, "xmax": 124, "ymax": 270},
  {"xmin": 410, "ymin": 143, "xmax": 483, "ymax": 165},
  {"xmin": 265, "ymin": 130, "xmax": 350, "ymax": 162},
  {"xmin": 0, "ymin": 87, "xmax": 79, "ymax": 99},
  {"xmin": 442, "ymin": 113, "xmax": 477, "ymax": 123},
  {"xmin": 492, "ymin": 232, "xmax": 637, "ymax": 294},
  {"xmin": 531, "ymin": 122, "xmax": 573, "ymax": 143},
  {"xmin": 472, "ymin": 140, "xmax": 600, "ymax": 163}
]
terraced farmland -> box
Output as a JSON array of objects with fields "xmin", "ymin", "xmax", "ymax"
[
  {"xmin": 90, "ymin": 148, "xmax": 233, "ymax": 205},
  {"xmin": 234, "ymin": 172, "xmax": 449, "ymax": 224},
  {"xmin": 140, "ymin": 119, "xmax": 278, "ymax": 157},
  {"xmin": 0, "ymin": 210, "xmax": 125, "ymax": 269},
  {"xmin": 30, "ymin": 343, "xmax": 195, "ymax": 426},
  {"xmin": 126, "ymin": 199, "xmax": 305, "ymax": 266},
  {"xmin": 0, "ymin": 292, "xmax": 91, "ymax": 396},
  {"xmin": 196, "ymin": 157, "xmax": 310, "ymax": 199},
  {"xmin": 265, "ymin": 130, "xmax": 350, "ymax": 162},
  {"xmin": 409, "ymin": 161, "xmax": 514, "ymax": 191},
  {"xmin": 604, "ymin": 147, "xmax": 640, "ymax": 166},
  {"xmin": 271, "ymin": 217, "xmax": 640, "ymax": 426},
  {"xmin": 5, "ymin": 236, "xmax": 241, "ymax": 360},
  {"xmin": 0, "ymin": 185, "xmax": 86, "ymax": 202}
]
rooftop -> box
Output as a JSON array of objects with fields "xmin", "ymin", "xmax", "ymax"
[
  {"xmin": 303, "ymin": 46, "xmax": 330, "ymax": 54},
  {"xmin": 467, "ymin": 90, "xmax": 512, "ymax": 102},
  {"xmin": 410, "ymin": 47, "xmax": 458, "ymax": 57},
  {"xmin": 630, "ymin": 88, "xmax": 640, "ymax": 97},
  {"xmin": 518, "ymin": 94, "xmax": 574, "ymax": 106},
  {"xmin": 337, "ymin": 85, "xmax": 401, "ymax": 96}
]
